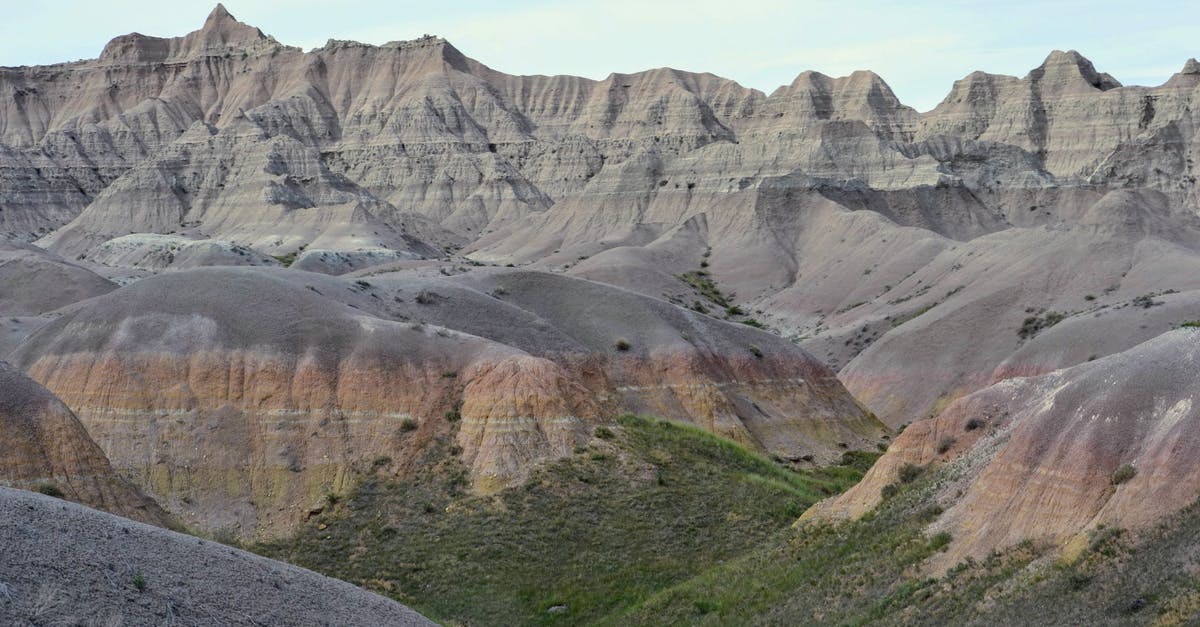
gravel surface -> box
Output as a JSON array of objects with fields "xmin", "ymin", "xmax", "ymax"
[{"xmin": 0, "ymin": 487, "xmax": 431, "ymax": 626}]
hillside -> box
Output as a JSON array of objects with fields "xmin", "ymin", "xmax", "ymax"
[{"xmin": 0, "ymin": 487, "xmax": 429, "ymax": 625}]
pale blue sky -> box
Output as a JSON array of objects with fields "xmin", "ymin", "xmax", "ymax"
[{"xmin": 2, "ymin": 1, "xmax": 1197, "ymax": 111}]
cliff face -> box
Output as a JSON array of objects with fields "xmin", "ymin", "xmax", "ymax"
[
  {"xmin": 0, "ymin": 361, "xmax": 167, "ymax": 526},
  {"xmin": 11, "ymin": 266, "xmax": 883, "ymax": 539}
]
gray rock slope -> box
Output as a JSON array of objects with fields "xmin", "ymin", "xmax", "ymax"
[{"xmin": 0, "ymin": 487, "xmax": 431, "ymax": 626}]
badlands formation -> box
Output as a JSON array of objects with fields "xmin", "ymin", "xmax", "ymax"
[{"xmin": 4, "ymin": 3, "xmax": 1200, "ymax": 623}]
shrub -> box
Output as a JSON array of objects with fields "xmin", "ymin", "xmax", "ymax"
[
  {"xmin": 1112, "ymin": 463, "xmax": 1137, "ymax": 485},
  {"xmin": 748, "ymin": 345, "xmax": 763, "ymax": 359},
  {"xmin": 936, "ymin": 436, "xmax": 956, "ymax": 455},
  {"xmin": 442, "ymin": 370, "xmax": 458, "ymax": 378},
  {"xmin": 372, "ymin": 456, "xmax": 392, "ymax": 468},
  {"xmin": 1018, "ymin": 311, "xmax": 1066, "ymax": 339},
  {"xmin": 400, "ymin": 418, "xmax": 419, "ymax": 432},
  {"xmin": 964, "ymin": 417, "xmax": 985, "ymax": 431},
  {"xmin": 726, "ymin": 305, "xmax": 745, "ymax": 316},
  {"xmin": 415, "ymin": 290, "xmax": 438, "ymax": 305},
  {"xmin": 881, "ymin": 483, "xmax": 899, "ymax": 499},
  {"xmin": 615, "ymin": 338, "xmax": 631, "ymax": 351},
  {"xmin": 928, "ymin": 531, "xmax": 952, "ymax": 552},
  {"xmin": 1182, "ymin": 320, "xmax": 1200, "ymax": 328},
  {"xmin": 741, "ymin": 318, "xmax": 764, "ymax": 329},
  {"xmin": 35, "ymin": 483, "xmax": 64, "ymax": 498},
  {"xmin": 594, "ymin": 426, "xmax": 615, "ymax": 440},
  {"xmin": 1132, "ymin": 294, "xmax": 1163, "ymax": 309},
  {"xmin": 445, "ymin": 404, "xmax": 462, "ymax": 422},
  {"xmin": 132, "ymin": 572, "xmax": 146, "ymax": 592},
  {"xmin": 898, "ymin": 463, "xmax": 924, "ymax": 483}
]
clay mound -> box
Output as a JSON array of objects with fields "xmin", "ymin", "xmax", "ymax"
[
  {"xmin": 329, "ymin": 265, "xmax": 887, "ymax": 460},
  {"xmin": 0, "ymin": 487, "xmax": 430, "ymax": 626},
  {"xmin": 0, "ymin": 241, "xmax": 115, "ymax": 315},
  {"xmin": 9, "ymin": 266, "xmax": 554, "ymax": 538},
  {"xmin": 11, "ymin": 265, "xmax": 885, "ymax": 538},
  {"xmin": 83, "ymin": 234, "xmax": 282, "ymax": 271},
  {"xmin": 0, "ymin": 361, "xmax": 167, "ymax": 526},
  {"xmin": 809, "ymin": 329, "xmax": 1200, "ymax": 570},
  {"xmin": 834, "ymin": 188, "xmax": 1200, "ymax": 426}
]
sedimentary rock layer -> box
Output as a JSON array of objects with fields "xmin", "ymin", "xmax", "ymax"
[{"xmin": 0, "ymin": 361, "xmax": 166, "ymax": 525}]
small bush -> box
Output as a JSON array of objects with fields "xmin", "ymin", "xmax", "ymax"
[
  {"xmin": 442, "ymin": 370, "xmax": 458, "ymax": 378},
  {"xmin": 881, "ymin": 483, "xmax": 899, "ymax": 499},
  {"xmin": 964, "ymin": 417, "xmax": 985, "ymax": 431},
  {"xmin": 741, "ymin": 318, "xmax": 764, "ymax": 329},
  {"xmin": 415, "ymin": 290, "xmax": 438, "ymax": 305},
  {"xmin": 35, "ymin": 483, "xmax": 64, "ymax": 498},
  {"xmin": 400, "ymin": 418, "xmax": 419, "ymax": 432},
  {"xmin": 928, "ymin": 531, "xmax": 952, "ymax": 552},
  {"xmin": 748, "ymin": 345, "xmax": 763, "ymax": 359},
  {"xmin": 898, "ymin": 463, "xmax": 924, "ymax": 483},
  {"xmin": 445, "ymin": 405, "xmax": 462, "ymax": 422},
  {"xmin": 1132, "ymin": 294, "xmax": 1163, "ymax": 309},
  {"xmin": 1112, "ymin": 463, "xmax": 1137, "ymax": 485},
  {"xmin": 371, "ymin": 456, "xmax": 392, "ymax": 468},
  {"xmin": 132, "ymin": 572, "xmax": 146, "ymax": 592},
  {"xmin": 1182, "ymin": 320, "xmax": 1200, "ymax": 328},
  {"xmin": 615, "ymin": 338, "xmax": 631, "ymax": 351},
  {"xmin": 936, "ymin": 436, "xmax": 956, "ymax": 455},
  {"xmin": 1018, "ymin": 311, "xmax": 1066, "ymax": 339},
  {"xmin": 726, "ymin": 305, "xmax": 745, "ymax": 316},
  {"xmin": 594, "ymin": 426, "xmax": 615, "ymax": 440}
]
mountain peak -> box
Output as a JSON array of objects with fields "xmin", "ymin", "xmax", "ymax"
[
  {"xmin": 195, "ymin": 3, "xmax": 265, "ymax": 45},
  {"xmin": 207, "ymin": 3, "xmax": 232, "ymax": 22},
  {"xmin": 1031, "ymin": 49, "xmax": 1121, "ymax": 91}
]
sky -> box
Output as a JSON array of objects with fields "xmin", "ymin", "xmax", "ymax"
[{"xmin": 2, "ymin": 0, "xmax": 1198, "ymax": 111}]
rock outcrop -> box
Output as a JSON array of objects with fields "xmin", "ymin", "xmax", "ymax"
[
  {"xmin": 0, "ymin": 361, "xmax": 167, "ymax": 526},
  {"xmin": 808, "ymin": 329, "xmax": 1200, "ymax": 570},
  {"xmin": 11, "ymin": 266, "xmax": 882, "ymax": 539}
]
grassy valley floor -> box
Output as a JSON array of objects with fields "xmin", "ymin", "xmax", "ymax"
[
  {"xmin": 254, "ymin": 415, "xmax": 876, "ymax": 625},
  {"xmin": 254, "ymin": 416, "xmax": 1200, "ymax": 625}
]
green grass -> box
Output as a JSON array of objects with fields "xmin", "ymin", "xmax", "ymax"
[
  {"xmin": 35, "ymin": 482, "xmax": 64, "ymax": 498},
  {"xmin": 251, "ymin": 414, "xmax": 1200, "ymax": 625},
  {"xmin": 254, "ymin": 415, "xmax": 877, "ymax": 626},
  {"xmin": 678, "ymin": 271, "xmax": 730, "ymax": 308}
]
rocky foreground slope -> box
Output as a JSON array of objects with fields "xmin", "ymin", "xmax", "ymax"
[{"xmin": 0, "ymin": 487, "xmax": 429, "ymax": 625}]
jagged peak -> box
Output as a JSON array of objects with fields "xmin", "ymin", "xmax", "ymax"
[
  {"xmin": 100, "ymin": 4, "xmax": 271, "ymax": 63},
  {"xmin": 193, "ymin": 3, "xmax": 267, "ymax": 48},
  {"xmin": 1164, "ymin": 58, "xmax": 1200, "ymax": 88},
  {"xmin": 207, "ymin": 3, "xmax": 233, "ymax": 22},
  {"xmin": 1030, "ymin": 49, "xmax": 1121, "ymax": 91}
]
